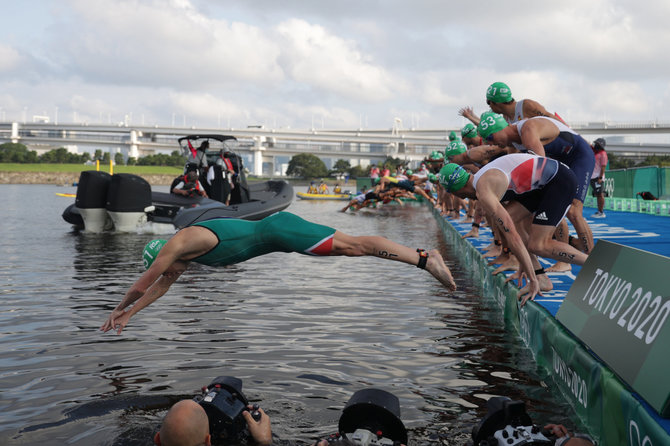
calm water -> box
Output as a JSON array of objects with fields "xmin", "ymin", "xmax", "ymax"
[{"xmin": 0, "ymin": 184, "xmax": 580, "ymax": 446}]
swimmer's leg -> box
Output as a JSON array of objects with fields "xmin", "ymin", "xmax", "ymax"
[
  {"xmin": 566, "ymin": 200, "xmax": 593, "ymax": 253},
  {"xmin": 545, "ymin": 219, "xmax": 572, "ymax": 272},
  {"xmin": 331, "ymin": 231, "xmax": 456, "ymax": 290}
]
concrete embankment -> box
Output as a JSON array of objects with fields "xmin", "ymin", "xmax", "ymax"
[{"xmin": 0, "ymin": 171, "xmax": 175, "ymax": 185}]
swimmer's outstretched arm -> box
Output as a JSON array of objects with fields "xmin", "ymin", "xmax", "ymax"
[
  {"xmin": 100, "ymin": 244, "xmax": 189, "ymax": 335},
  {"xmin": 100, "ymin": 268, "xmax": 185, "ymax": 335},
  {"xmin": 101, "ymin": 227, "xmax": 217, "ymax": 334},
  {"xmin": 331, "ymin": 231, "xmax": 457, "ymax": 290}
]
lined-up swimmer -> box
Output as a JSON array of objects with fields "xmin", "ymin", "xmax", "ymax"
[
  {"xmin": 439, "ymin": 154, "xmax": 588, "ymax": 304},
  {"xmin": 101, "ymin": 212, "xmax": 457, "ymax": 334}
]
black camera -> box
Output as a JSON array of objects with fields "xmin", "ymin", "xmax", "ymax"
[
  {"xmin": 472, "ymin": 397, "xmax": 554, "ymax": 446},
  {"xmin": 193, "ymin": 376, "xmax": 259, "ymax": 440},
  {"xmin": 335, "ymin": 388, "xmax": 408, "ymax": 446}
]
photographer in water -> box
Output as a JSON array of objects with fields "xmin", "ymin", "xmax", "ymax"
[
  {"xmin": 155, "ymin": 376, "xmax": 272, "ymax": 446},
  {"xmin": 155, "ymin": 382, "xmax": 408, "ymax": 446},
  {"xmin": 472, "ymin": 397, "xmax": 595, "ymax": 446},
  {"xmin": 154, "ymin": 401, "xmax": 271, "ymax": 446},
  {"xmin": 316, "ymin": 388, "xmax": 408, "ymax": 446}
]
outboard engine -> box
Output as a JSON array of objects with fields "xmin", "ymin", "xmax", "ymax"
[
  {"xmin": 106, "ymin": 173, "xmax": 154, "ymax": 232},
  {"xmin": 75, "ymin": 170, "xmax": 113, "ymax": 233}
]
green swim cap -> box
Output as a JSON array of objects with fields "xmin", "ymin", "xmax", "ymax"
[
  {"xmin": 486, "ymin": 82, "xmax": 513, "ymax": 103},
  {"xmin": 461, "ymin": 123, "xmax": 477, "ymax": 139},
  {"xmin": 449, "ymin": 131, "xmax": 460, "ymax": 141},
  {"xmin": 143, "ymin": 239, "xmax": 167, "ymax": 269},
  {"xmin": 429, "ymin": 151, "xmax": 444, "ymax": 161},
  {"xmin": 405, "ymin": 169, "xmax": 413, "ymax": 176},
  {"xmin": 427, "ymin": 173, "xmax": 437, "ymax": 182},
  {"xmin": 438, "ymin": 163, "xmax": 470, "ymax": 192},
  {"xmin": 477, "ymin": 111, "xmax": 508, "ymax": 140},
  {"xmin": 445, "ymin": 141, "xmax": 467, "ymax": 158}
]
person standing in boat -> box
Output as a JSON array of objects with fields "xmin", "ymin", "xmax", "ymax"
[
  {"xmin": 100, "ymin": 212, "xmax": 457, "ymax": 335},
  {"xmin": 184, "ymin": 140, "xmax": 209, "ymax": 175}
]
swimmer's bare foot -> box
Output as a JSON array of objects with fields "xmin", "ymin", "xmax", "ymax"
[
  {"xmin": 538, "ymin": 273, "xmax": 553, "ymax": 292},
  {"xmin": 545, "ymin": 262, "xmax": 572, "ymax": 273},
  {"xmin": 488, "ymin": 250, "xmax": 509, "ymax": 265},
  {"xmin": 492, "ymin": 255, "xmax": 519, "ymax": 275},
  {"xmin": 425, "ymin": 249, "xmax": 457, "ymax": 291},
  {"xmin": 462, "ymin": 228, "xmax": 479, "ymax": 239},
  {"xmin": 507, "ymin": 271, "xmax": 553, "ymax": 292},
  {"xmin": 484, "ymin": 245, "xmax": 502, "ymax": 258}
]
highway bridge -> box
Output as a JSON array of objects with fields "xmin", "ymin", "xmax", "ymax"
[{"xmin": 1, "ymin": 120, "xmax": 670, "ymax": 176}]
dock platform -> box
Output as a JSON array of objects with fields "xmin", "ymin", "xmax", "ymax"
[{"xmin": 433, "ymin": 203, "xmax": 670, "ymax": 445}]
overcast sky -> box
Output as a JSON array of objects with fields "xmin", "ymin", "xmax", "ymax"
[{"xmin": 1, "ymin": 0, "xmax": 669, "ymax": 130}]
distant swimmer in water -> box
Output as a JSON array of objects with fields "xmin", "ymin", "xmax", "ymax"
[{"xmin": 101, "ymin": 212, "xmax": 457, "ymax": 334}]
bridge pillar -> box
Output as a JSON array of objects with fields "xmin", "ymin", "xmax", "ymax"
[
  {"xmin": 253, "ymin": 136, "xmax": 265, "ymax": 176},
  {"xmin": 11, "ymin": 122, "xmax": 19, "ymax": 143},
  {"xmin": 128, "ymin": 129, "xmax": 139, "ymax": 159}
]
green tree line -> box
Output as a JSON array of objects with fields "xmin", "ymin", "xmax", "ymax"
[
  {"xmin": 285, "ymin": 153, "xmax": 420, "ymax": 179},
  {"xmin": 7, "ymin": 141, "xmax": 668, "ymax": 173},
  {"xmin": 0, "ymin": 142, "xmax": 184, "ymax": 167}
]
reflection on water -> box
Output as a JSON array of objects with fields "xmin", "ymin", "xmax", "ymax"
[{"xmin": 0, "ymin": 185, "xmax": 580, "ymax": 446}]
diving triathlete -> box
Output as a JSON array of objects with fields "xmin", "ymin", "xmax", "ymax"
[
  {"xmin": 101, "ymin": 212, "xmax": 457, "ymax": 334},
  {"xmin": 378, "ymin": 175, "xmax": 436, "ymax": 204},
  {"xmin": 478, "ymin": 112, "xmax": 596, "ymax": 254},
  {"xmin": 439, "ymin": 154, "xmax": 588, "ymax": 304},
  {"xmin": 459, "ymin": 81, "xmax": 566, "ymax": 126},
  {"xmin": 340, "ymin": 187, "xmax": 381, "ymax": 212}
]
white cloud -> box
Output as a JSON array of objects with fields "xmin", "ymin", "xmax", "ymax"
[
  {"xmin": 2, "ymin": 0, "xmax": 670, "ymax": 129},
  {"xmin": 276, "ymin": 18, "xmax": 401, "ymax": 102},
  {"xmin": 0, "ymin": 44, "xmax": 23, "ymax": 73},
  {"xmin": 51, "ymin": 0, "xmax": 284, "ymax": 88}
]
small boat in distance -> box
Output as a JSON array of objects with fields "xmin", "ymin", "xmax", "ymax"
[{"xmin": 62, "ymin": 134, "xmax": 293, "ymax": 232}]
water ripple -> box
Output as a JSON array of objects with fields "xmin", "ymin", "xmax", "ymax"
[{"xmin": 0, "ymin": 186, "xmax": 581, "ymax": 445}]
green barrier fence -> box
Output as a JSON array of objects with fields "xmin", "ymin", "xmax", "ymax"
[
  {"xmin": 584, "ymin": 195, "xmax": 670, "ymax": 216},
  {"xmin": 607, "ymin": 166, "xmax": 670, "ymax": 200},
  {"xmin": 432, "ymin": 207, "xmax": 670, "ymax": 446}
]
